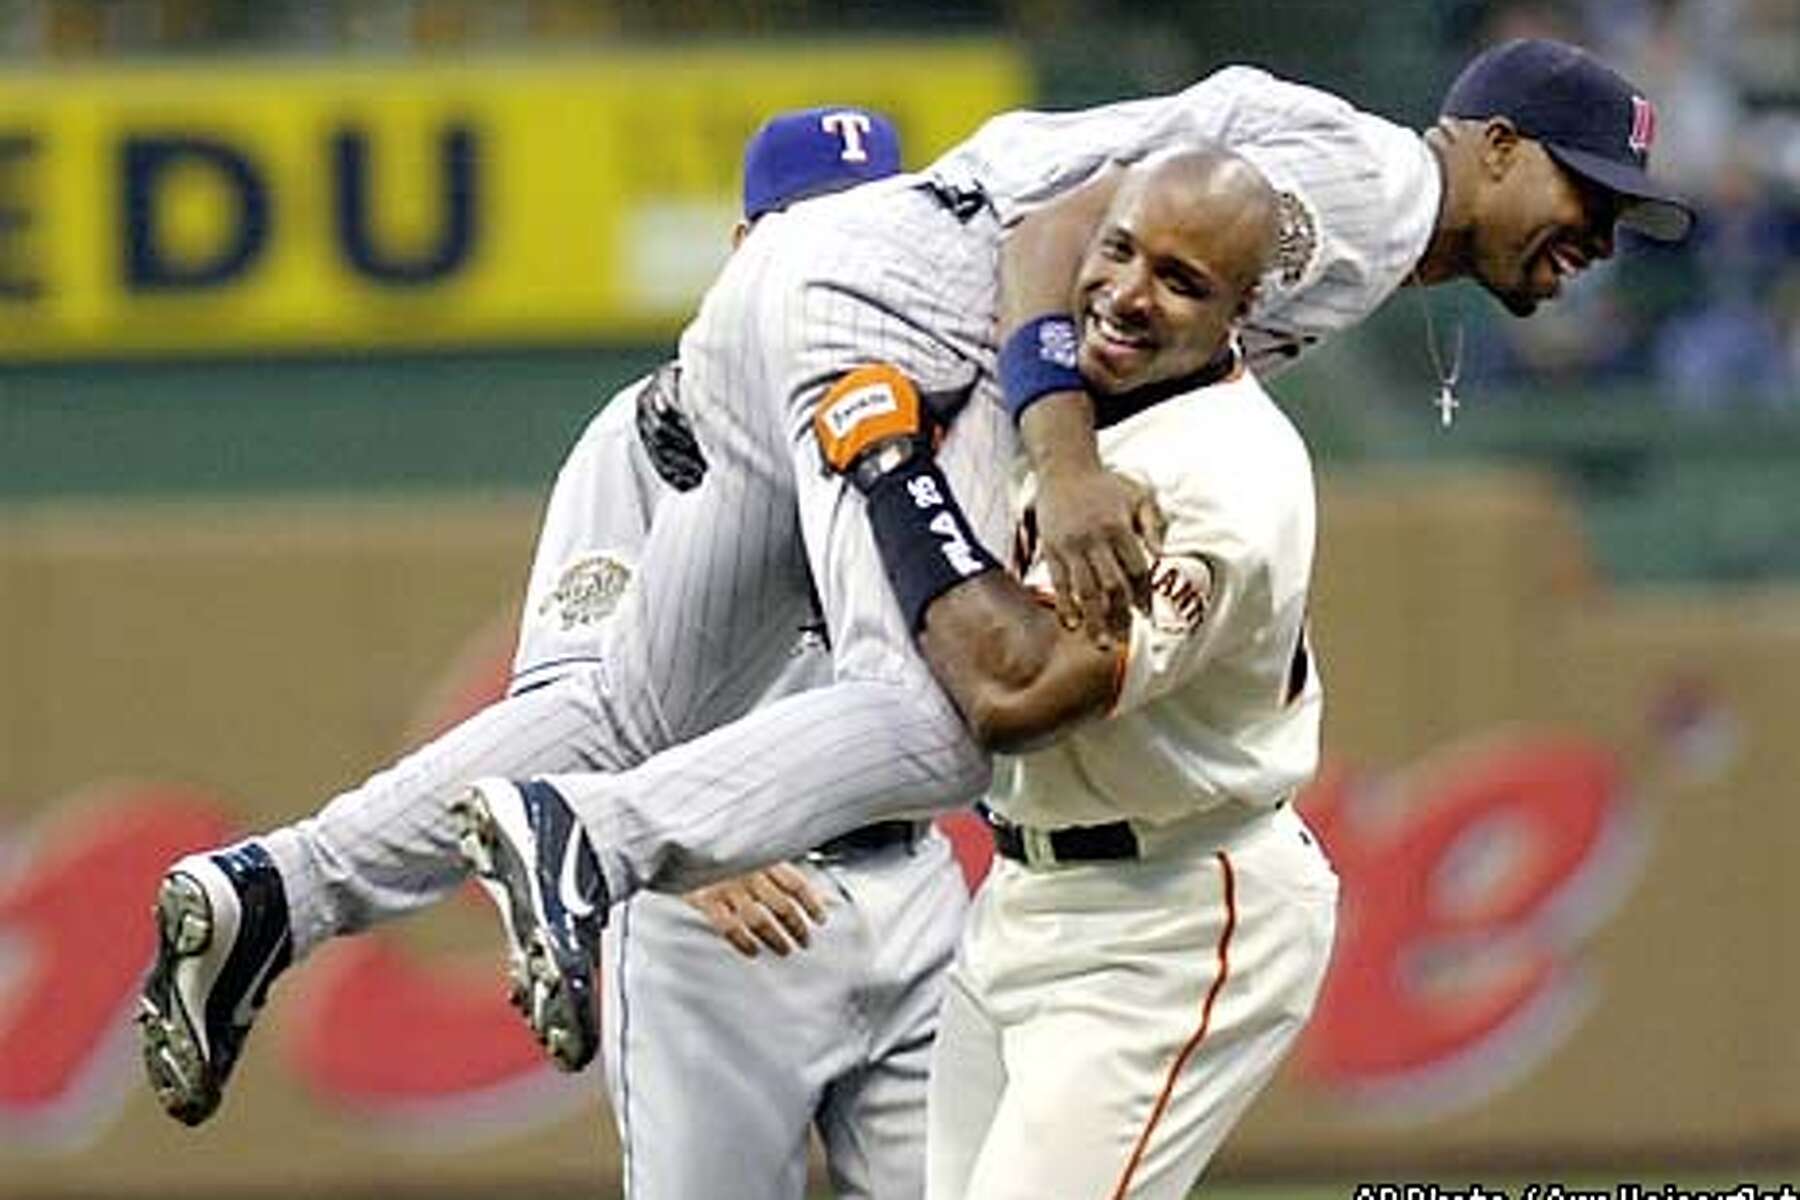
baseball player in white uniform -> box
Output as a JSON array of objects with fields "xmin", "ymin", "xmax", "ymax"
[
  {"xmin": 877, "ymin": 148, "xmax": 1334, "ymax": 1200},
  {"xmin": 139, "ymin": 111, "xmax": 968, "ymax": 1199},
  {"xmin": 449, "ymin": 39, "xmax": 1692, "ymax": 1077}
]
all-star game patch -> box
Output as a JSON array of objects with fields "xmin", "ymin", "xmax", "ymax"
[
  {"xmin": 540, "ymin": 554, "xmax": 633, "ymax": 631},
  {"xmin": 1271, "ymin": 190, "xmax": 1319, "ymax": 288}
]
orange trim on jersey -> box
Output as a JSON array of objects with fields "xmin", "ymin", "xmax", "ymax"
[
  {"xmin": 1105, "ymin": 639, "xmax": 1131, "ymax": 716},
  {"xmin": 1108, "ymin": 850, "xmax": 1238, "ymax": 1200}
]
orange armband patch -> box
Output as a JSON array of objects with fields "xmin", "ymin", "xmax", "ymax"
[{"xmin": 813, "ymin": 363, "xmax": 925, "ymax": 476}]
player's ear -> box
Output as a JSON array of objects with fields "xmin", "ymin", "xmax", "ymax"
[
  {"xmin": 730, "ymin": 218, "xmax": 752, "ymax": 250},
  {"xmin": 1480, "ymin": 117, "xmax": 1521, "ymax": 179},
  {"xmin": 1233, "ymin": 282, "xmax": 1260, "ymax": 322}
]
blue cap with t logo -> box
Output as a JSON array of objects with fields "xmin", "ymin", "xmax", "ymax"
[{"xmin": 741, "ymin": 106, "xmax": 903, "ymax": 221}]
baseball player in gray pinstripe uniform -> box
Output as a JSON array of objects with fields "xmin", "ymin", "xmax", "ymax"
[
  {"xmin": 450, "ymin": 38, "xmax": 1693, "ymax": 1077},
  {"xmin": 139, "ymin": 112, "xmax": 967, "ymax": 1198},
  {"xmin": 526, "ymin": 111, "xmax": 967, "ymax": 1200}
]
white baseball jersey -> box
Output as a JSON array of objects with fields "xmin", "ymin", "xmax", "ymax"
[
  {"xmin": 513, "ymin": 371, "xmax": 668, "ymax": 688},
  {"xmin": 990, "ymin": 361, "xmax": 1320, "ymax": 831},
  {"xmin": 928, "ymin": 364, "xmax": 1337, "ymax": 1200}
]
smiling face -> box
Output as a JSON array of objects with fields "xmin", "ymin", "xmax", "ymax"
[
  {"xmin": 1466, "ymin": 127, "xmax": 1622, "ymax": 316},
  {"xmin": 1072, "ymin": 154, "xmax": 1274, "ymax": 395}
]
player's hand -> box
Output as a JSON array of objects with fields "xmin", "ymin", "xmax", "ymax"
[
  {"xmin": 682, "ymin": 864, "xmax": 827, "ymax": 959},
  {"xmin": 1034, "ymin": 461, "xmax": 1164, "ymax": 646}
]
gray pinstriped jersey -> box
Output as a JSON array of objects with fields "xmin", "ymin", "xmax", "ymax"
[{"xmin": 928, "ymin": 65, "xmax": 1442, "ymax": 376}]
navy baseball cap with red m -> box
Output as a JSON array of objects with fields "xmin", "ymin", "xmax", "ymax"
[
  {"xmin": 742, "ymin": 106, "xmax": 903, "ymax": 221},
  {"xmin": 1441, "ymin": 38, "xmax": 1695, "ymax": 241}
]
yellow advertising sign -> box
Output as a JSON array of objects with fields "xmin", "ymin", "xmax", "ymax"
[{"xmin": 0, "ymin": 44, "xmax": 1028, "ymax": 360}]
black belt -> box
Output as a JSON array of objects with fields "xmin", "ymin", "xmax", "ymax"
[
  {"xmin": 809, "ymin": 820, "xmax": 923, "ymax": 862},
  {"xmin": 986, "ymin": 799, "xmax": 1289, "ymax": 866},
  {"xmin": 983, "ymin": 805, "xmax": 1140, "ymax": 866}
]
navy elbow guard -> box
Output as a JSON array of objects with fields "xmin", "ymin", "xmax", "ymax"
[
  {"xmin": 863, "ymin": 457, "xmax": 1001, "ymax": 634},
  {"xmin": 998, "ymin": 314, "xmax": 1084, "ymax": 423}
]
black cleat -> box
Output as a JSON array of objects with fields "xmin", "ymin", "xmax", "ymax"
[
  {"xmin": 452, "ymin": 779, "xmax": 608, "ymax": 1072},
  {"xmin": 137, "ymin": 842, "xmax": 293, "ymax": 1126}
]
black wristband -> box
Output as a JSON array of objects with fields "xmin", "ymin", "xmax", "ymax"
[
  {"xmin": 998, "ymin": 314, "xmax": 1083, "ymax": 424},
  {"xmin": 863, "ymin": 457, "xmax": 1001, "ymax": 635}
]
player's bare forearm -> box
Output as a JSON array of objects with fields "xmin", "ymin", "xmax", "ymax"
[
  {"xmin": 919, "ymin": 572, "xmax": 1119, "ymax": 754},
  {"xmin": 999, "ymin": 167, "xmax": 1156, "ymax": 642},
  {"xmin": 1017, "ymin": 388, "xmax": 1103, "ymax": 475},
  {"xmin": 1001, "ymin": 167, "xmax": 1114, "ymax": 486}
]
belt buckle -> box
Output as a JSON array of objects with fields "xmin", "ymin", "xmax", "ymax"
[{"xmin": 1022, "ymin": 826, "xmax": 1058, "ymax": 870}]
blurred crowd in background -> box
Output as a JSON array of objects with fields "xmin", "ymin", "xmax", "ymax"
[
  {"xmin": 1459, "ymin": 0, "xmax": 1799, "ymax": 412},
  {"xmin": 2, "ymin": 0, "xmax": 1793, "ymax": 412}
]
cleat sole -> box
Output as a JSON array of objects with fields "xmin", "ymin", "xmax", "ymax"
[
  {"xmin": 139, "ymin": 875, "xmax": 222, "ymax": 1126},
  {"xmin": 452, "ymin": 783, "xmax": 597, "ymax": 1073}
]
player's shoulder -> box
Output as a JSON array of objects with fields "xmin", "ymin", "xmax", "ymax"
[
  {"xmin": 1191, "ymin": 62, "xmax": 1422, "ymax": 179},
  {"xmin": 1162, "ymin": 376, "xmax": 1313, "ymax": 569},
  {"xmin": 1189, "ymin": 64, "xmax": 1346, "ymax": 111},
  {"xmin": 1124, "ymin": 367, "xmax": 1295, "ymax": 436},
  {"xmin": 1184, "ymin": 63, "xmax": 1388, "ymax": 140},
  {"xmin": 1107, "ymin": 371, "xmax": 1311, "ymax": 503},
  {"xmin": 1191, "ymin": 372, "xmax": 1310, "ymax": 479}
]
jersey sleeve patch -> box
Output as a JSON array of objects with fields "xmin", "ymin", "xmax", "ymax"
[
  {"xmin": 1110, "ymin": 552, "xmax": 1226, "ymax": 719},
  {"xmin": 1269, "ymin": 189, "xmax": 1320, "ymax": 290},
  {"xmin": 538, "ymin": 552, "xmax": 634, "ymax": 631}
]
